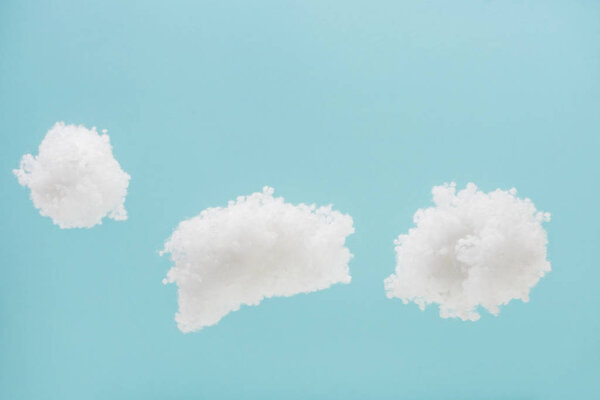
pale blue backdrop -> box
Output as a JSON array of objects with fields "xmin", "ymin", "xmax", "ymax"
[{"xmin": 1, "ymin": 1, "xmax": 599, "ymax": 399}]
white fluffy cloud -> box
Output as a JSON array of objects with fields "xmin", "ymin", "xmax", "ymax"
[
  {"xmin": 385, "ymin": 182, "xmax": 551, "ymax": 321},
  {"xmin": 13, "ymin": 122, "xmax": 130, "ymax": 229},
  {"xmin": 162, "ymin": 187, "xmax": 354, "ymax": 332}
]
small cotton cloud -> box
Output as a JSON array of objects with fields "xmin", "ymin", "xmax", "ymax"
[
  {"xmin": 384, "ymin": 182, "xmax": 551, "ymax": 321},
  {"xmin": 13, "ymin": 122, "xmax": 130, "ymax": 229},
  {"xmin": 161, "ymin": 187, "xmax": 354, "ymax": 332}
]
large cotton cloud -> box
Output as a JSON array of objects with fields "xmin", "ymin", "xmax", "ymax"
[
  {"xmin": 384, "ymin": 182, "xmax": 551, "ymax": 321},
  {"xmin": 13, "ymin": 122, "xmax": 130, "ymax": 229},
  {"xmin": 162, "ymin": 187, "xmax": 354, "ymax": 332}
]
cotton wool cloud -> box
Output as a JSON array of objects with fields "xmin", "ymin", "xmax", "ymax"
[
  {"xmin": 13, "ymin": 122, "xmax": 130, "ymax": 229},
  {"xmin": 162, "ymin": 187, "xmax": 354, "ymax": 332},
  {"xmin": 385, "ymin": 183, "xmax": 551, "ymax": 321}
]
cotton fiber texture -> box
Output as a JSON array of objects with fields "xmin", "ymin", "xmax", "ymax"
[
  {"xmin": 384, "ymin": 182, "xmax": 551, "ymax": 321},
  {"xmin": 162, "ymin": 187, "xmax": 354, "ymax": 332},
  {"xmin": 13, "ymin": 122, "xmax": 130, "ymax": 229}
]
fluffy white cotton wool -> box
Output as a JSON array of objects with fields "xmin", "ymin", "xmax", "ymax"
[
  {"xmin": 13, "ymin": 122, "xmax": 130, "ymax": 229},
  {"xmin": 384, "ymin": 183, "xmax": 551, "ymax": 321},
  {"xmin": 162, "ymin": 187, "xmax": 354, "ymax": 332}
]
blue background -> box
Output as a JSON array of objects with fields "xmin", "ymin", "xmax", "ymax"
[{"xmin": 1, "ymin": 1, "xmax": 599, "ymax": 398}]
